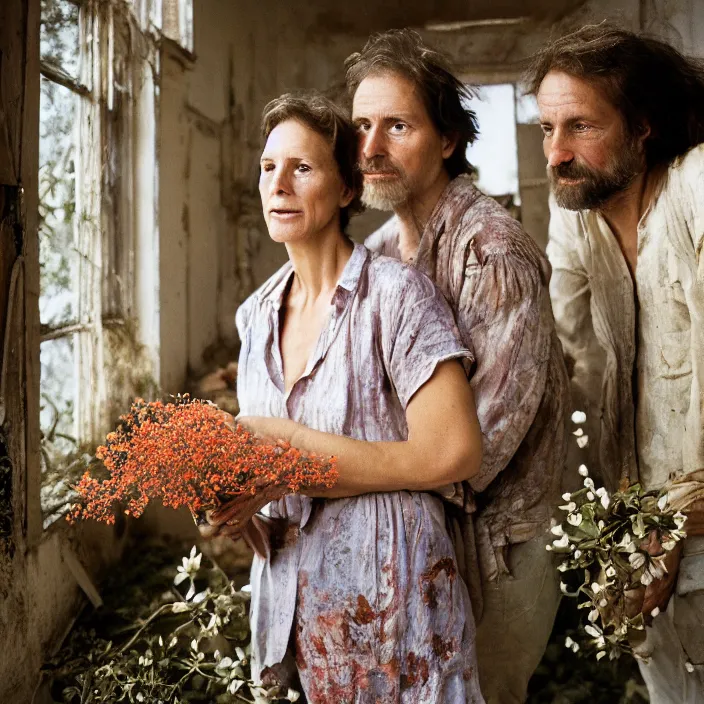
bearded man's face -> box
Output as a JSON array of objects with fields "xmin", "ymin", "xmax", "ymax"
[{"xmin": 537, "ymin": 70, "xmax": 647, "ymax": 210}]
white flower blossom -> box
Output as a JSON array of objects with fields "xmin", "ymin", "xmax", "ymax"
[
  {"xmin": 596, "ymin": 651, "xmax": 607, "ymax": 661},
  {"xmin": 174, "ymin": 546, "xmax": 202, "ymax": 586},
  {"xmin": 577, "ymin": 435, "xmax": 589, "ymax": 448},
  {"xmin": 658, "ymin": 495, "xmax": 668, "ymax": 511},
  {"xmin": 606, "ymin": 566, "xmax": 617, "ymax": 578},
  {"xmin": 574, "ymin": 549, "xmax": 582, "ymax": 558},
  {"xmin": 287, "ymin": 689, "xmax": 301, "ymax": 702},
  {"xmin": 587, "ymin": 491, "xmax": 595, "ymax": 501},
  {"xmin": 584, "ymin": 477, "xmax": 595, "ymax": 490},
  {"xmin": 578, "ymin": 464, "xmax": 589, "ymax": 477},
  {"xmin": 559, "ymin": 502, "xmax": 577, "ymax": 513},
  {"xmin": 562, "ymin": 492, "xmax": 572, "ymax": 501},
  {"xmin": 629, "ymin": 552, "xmax": 646, "ymax": 570},
  {"xmin": 662, "ymin": 538, "xmax": 677, "ymax": 551},
  {"xmin": 599, "ymin": 598, "xmax": 608, "ymax": 608},
  {"xmin": 571, "ymin": 410, "xmax": 587, "ymax": 424},
  {"xmin": 553, "ymin": 534, "xmax": 570, "ymax": 549},
  {"xmin": 674, "ymin": 512, "xmax": 687, "ymax": 530},
  {"xmin": 557, "ymin": 562, "xmax": 569, "ymax": 572},
  {"xmin": 651, "ymin": 607, "xmax": 660, "ymax": 618},
  {"xmin": 641, "ymin": 570, "xmax": 654, "ymax": 586},
  {"xmin": 567, "ymin": 513, "xmax": 583, "ymax": 527},
  {"xmin": 588, "ymin": 608, "xmax": 599, "ymax": 623},
  {"xmin": 560, "ymin": 582, "xmax": 569, "ymax": 594},
  {"xmin": 551, "ymin": 524, "xmax": 565, "ymax": 536},
  {"xmin": 591, "ymin": 582, "xmax": 602, "ymax": 594},
  {"xmin": 685, "ymin": 661, "xmax": 695, "ymax": 673},
  {"xmin": 573, "ymin": 428, "xmax": 584, "ymax": 437},
  {"xmin": 585, "ymin": 625, "xmax": 601, "ymax": 638}
]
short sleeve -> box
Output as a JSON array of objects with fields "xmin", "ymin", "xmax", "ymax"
[{"xmin": 381, "ymin": 264, "xmax": 473, "ymax": 409}]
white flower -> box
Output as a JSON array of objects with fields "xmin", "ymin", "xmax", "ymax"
[
  {"xmin": 587, "ymin": 491, "xmax": 595, "ymax": 501},
  {"xmin": 641, "ymin": 570, "xmax": 654, "ymax": 586},
  {"xmin": 571, "ymin": 410, "xmax": 587, "ymax": 424},
  {"xmin": 567, "ymin": 513, "xmax": 583, "ymax": 527},
  {"xmin": 553, "ymin": 534, "xmax": 570, "ymax": 549},
  {"xmin": 559, "ymin": 502, "xmax": 577, "ymax": 513},
  {"xmin": 571, "ymin": 641, "xmax": 580, "ymax": 653},
  {"xmin": 606, "ymin": 566, "xmax": 617, "ymax": 578},
  {"xmin": 596, "ymin": 651, "xmax": 607, "ymax": 661},
  {"xmin": 588, "ymin": 608, "xmax": 599, "ymax": 623},
  {"xmin": 573, "ymin": 428, "xmax": 584, "ymax": 437},
  {"xmin": 190, "ymin": 639, "xmax": 199, "ymax": 652},
  {"xmin": 171, "ymin": 602, "xmax": 189, "ymax": 614},
  {"xmin": 685, "ymin": 661, "xmax": 695, "ymax": 673},
  {"xmin": 577, "ymin": 435, "xmax": 589, "ymax": 448},
  {"xmin": 560, "ymin": 582, "xmax": 569, "ymax": 594},
  {"xmin": 649, "ymin": 559, "xmax": 666, "ymax": 580},
  {"xmin": 674, "ymin": 512, "xmax": 687, "ymax": 530},
  {"xmin": 651, "ymin": 607, "xmax": 660, "ymax": 618},
  {"xmin": 598, "ymin": 520, "xmax": 605, "ymax": 531},
  {"xmin": 599, "ymin": 598, "xmax": 608, "ymax": 608},
  {"xmin": 585, "ymin": 625, "xmax": 601, "ymax": 638},
  {"xmin": 565, "ymin": 636, "xmax": 574, "ymax": 648},
  {"xmin": 175, "ymin": 546, "xmax": 202, "ymax": 585},
  {"xmin": 658, "ymin": 495, "xmax": 668, "ymax": 511},
  {"xmin": 629, "ymin": 552, "xmax": 646, "ymax": 570},
  {"xmin": 562, "ymin": 492, "xmax": 572, "ymax": 501},
  {"xmin": 600, "ymin": 494, "xmax": 610, "ymax": 509},
  {"xmin": 584, "ymin": 477, "xmax": 595, "ymax": 490},
  {"xmin": 578, "ymin": 464, "xmax": 589, "ymax": 477},
  {"xmin": 591, "ymin": 582, "xmax": 602, "ymax": 594},
  {"xmin": 574, "ymin": 549, "xmax": 582, "ymax": 558},
  {"xmin": 551, "ymin": 524, "xmax": 565, "ymax": 536},
  {"xmin": 662, "ymin": 539, "xmax": 677, "ymax": 551},
  {"xmin": 545, "ymin": 544, "xmax": 553, "ymax": 551},
  {"xmin": 240, "ymin": 584, "xmax": 252, "ymax": 594},
  {"xmin": 557, "ymin": 562, "xmax": 569, "ymax": 572},
  {"xmin": 287, "ymin": 689, "xmax": 301, "ymax": 702}
]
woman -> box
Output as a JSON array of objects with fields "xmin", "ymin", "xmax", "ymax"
[{"xmin": 208, "ymin": 93, "xmax": 485, "ymax": 703}]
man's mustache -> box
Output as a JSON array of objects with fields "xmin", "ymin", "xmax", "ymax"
[
  {"xmin": 548, "ymin": 160, "xmax": 595, "ymax": 180},
  {"xmin": 359, "ymin": 157, "xmax": 403, "ymax": 177}
]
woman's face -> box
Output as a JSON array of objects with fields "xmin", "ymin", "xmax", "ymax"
[{"xmin": 259, "ymin": 119, "xmax": 352, "ymax": 244}]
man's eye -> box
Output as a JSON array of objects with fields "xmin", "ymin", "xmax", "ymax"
[
  {"xmin": 574, "ymin": 123, "xmax": 589, "ymax": 132},
  {"xmin": 296, "ymin": 164, "xmax": 311, "ymax": 173},
  {"xmin": 541, "ymin": 125, "xmax": 553, "ymax": 137},
  {"xmin": 391, "ymin": 123, "xmax": 407, "ymax": 132}
]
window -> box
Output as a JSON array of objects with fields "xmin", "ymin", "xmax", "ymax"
[{"xmin": 37, "ymin": 0, "xmax": 192, "ymax": 527}]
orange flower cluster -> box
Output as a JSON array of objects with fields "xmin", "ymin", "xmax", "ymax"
[{"xmin": 68, "ymin": 396, "xmax": 338, "ymax": 524}]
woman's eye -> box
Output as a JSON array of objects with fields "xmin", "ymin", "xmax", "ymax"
[
  {"xmin": 296, "ymin": 164, "xmax": 311, "ymax": 173},
  {"xmin": 262, "ymin": 163, "xmax": 275, "ymax": 172}
]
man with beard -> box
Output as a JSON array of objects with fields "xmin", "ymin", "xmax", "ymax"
[
  {"xmin": 529, "ymin": 24, "xmax": 704, "ymax": 701},
  {"xmin": 346, "ymin": 29, "xmax": 570, "ymax": 704}
]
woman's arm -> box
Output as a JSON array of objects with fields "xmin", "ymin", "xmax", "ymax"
[{"xmin": 239, "ymin": 359, "xmax": 481, "ymax": 498}]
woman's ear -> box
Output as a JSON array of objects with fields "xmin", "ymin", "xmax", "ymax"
[{"xmin": 339, "ymin": 183, "xmax": 355, "ymax": 209}]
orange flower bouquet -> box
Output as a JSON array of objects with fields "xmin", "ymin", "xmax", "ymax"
[{"xmin": 68, "ymin": 396, "xmax": 337, "ymax": 525}]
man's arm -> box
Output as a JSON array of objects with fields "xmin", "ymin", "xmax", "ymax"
[{"xmin": 453, "ymin": 215, "xmax": 554, "ymax": 493}]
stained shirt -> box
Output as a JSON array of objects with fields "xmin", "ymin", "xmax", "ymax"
[
  {"xmin": 547, "ymin": 144, "xmax": 704, "ymax": 492},
  {"xmin": 366, "ymin": 175, "xmax": 570, "ymax": 581},
  {"xmin": 236, "ymin": 243, "xmax": 484, "ymax": 703}
]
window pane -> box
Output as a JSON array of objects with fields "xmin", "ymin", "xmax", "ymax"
[
  {"xmin": 40, "ymin": 335, "xmax": 78, "ymax": 464},
  {"xmin": 40, "ymin": 0, "xmax": 81, "ymax": 79},
  {"xmin": 39, "ymin": 76, "xmax": 79, "ymax": 327},
  {"xmin": 465, "ymin": 84, "xmax": 520, "ymax": 199}
]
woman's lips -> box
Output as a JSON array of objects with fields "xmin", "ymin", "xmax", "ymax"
[{"xmin": 270, "ymin": 209, "xmax": 302, "ymax": 219}]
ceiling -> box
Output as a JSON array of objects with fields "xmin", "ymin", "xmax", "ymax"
[{"xmin": 309, "ymin": 0, "xmax": 587, "ymax": 36}]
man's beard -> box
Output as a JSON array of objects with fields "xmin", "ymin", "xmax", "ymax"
[
  {"xmin": 359, "ymin": 156, "xmax": 411, "ymax": 211},
  {"xmin": 548, "ymin": 137, "xmax": 643, "ymax": 211}
]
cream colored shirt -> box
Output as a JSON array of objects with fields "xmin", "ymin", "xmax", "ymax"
[{"xmin": 547, "ymin": 144, "xmax": 704, "ymax": 492}]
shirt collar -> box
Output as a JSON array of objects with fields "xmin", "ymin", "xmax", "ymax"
[{"xmin": 256, "ymin": 242, "xmax": 369, "ymax": 311}]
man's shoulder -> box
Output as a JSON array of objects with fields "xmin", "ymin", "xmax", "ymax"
[
  {"xmin": 668, "ymin": 143, "xmax": 704, "ymax": 190},
  {"xmin": 446, "ymin": 182, "xmax": 546, "ymax": 270}
]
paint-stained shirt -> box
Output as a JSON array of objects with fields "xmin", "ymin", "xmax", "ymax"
[
  {"xmin": 366, "ymin": 176, "xmax": 570, "ymax": 581},
  {"xmin": 547, "ymin": 144, "xmax": 704, "ymax": 493},
  {"xmin": 236, "ymin": 243, "xmax": 484, "ymax": 703}
]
